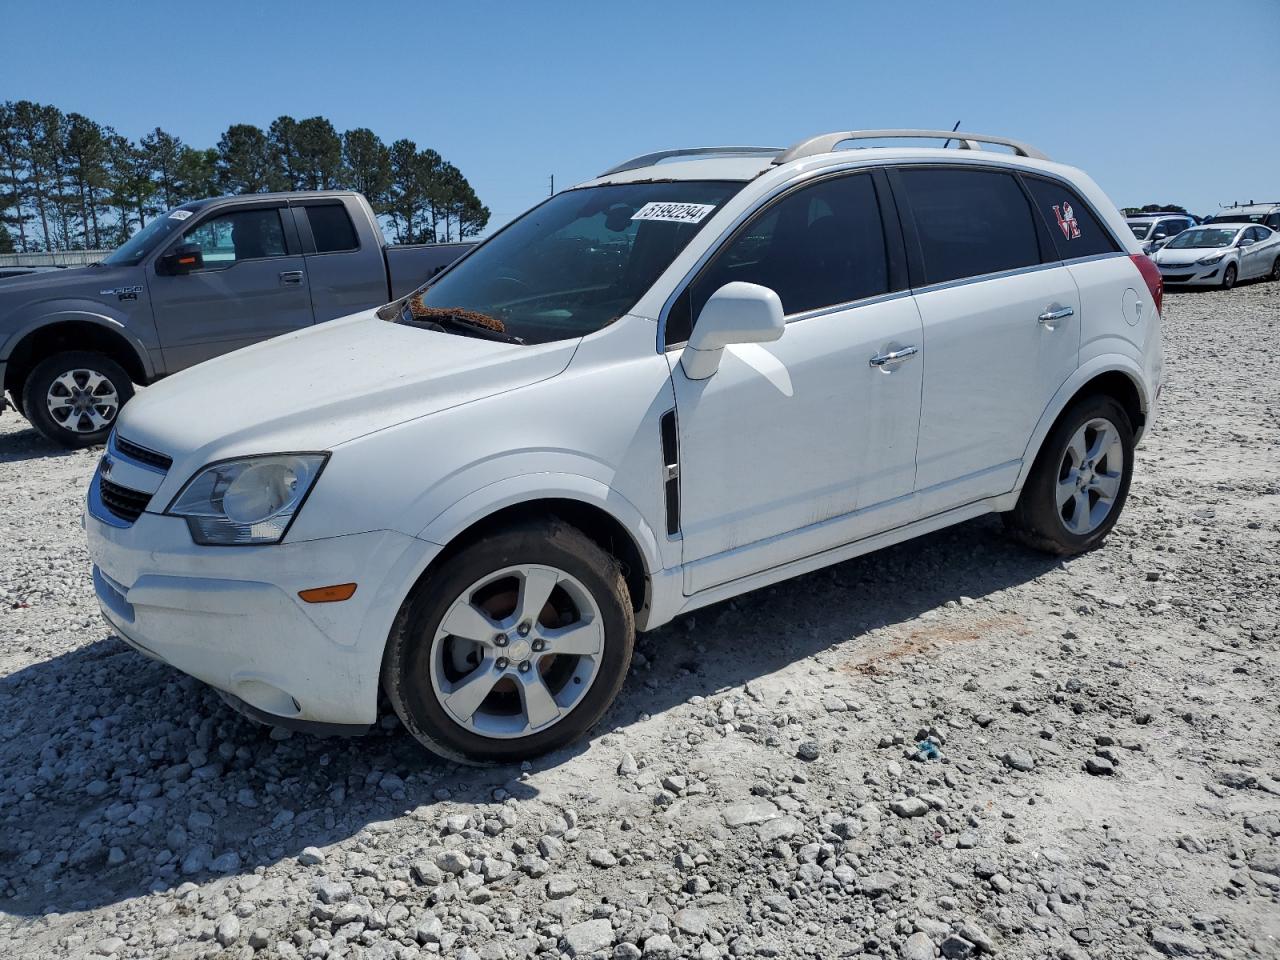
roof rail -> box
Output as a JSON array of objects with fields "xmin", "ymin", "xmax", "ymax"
[
  {"xmin": 773, "ymin": 129, "xmax": 1049, "ymax": 165},
  {"xmin": 599, "ymin": 146, "xmax": 781, "ymax": 178}
]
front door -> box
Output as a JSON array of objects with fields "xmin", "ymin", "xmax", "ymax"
[
  {"xmin": 668, "ymin": 171, "xmax": 924, "ymax": 594},
  {"xmin": 147, "ymin": 204, "xmax": 315, "ymax": 372}
]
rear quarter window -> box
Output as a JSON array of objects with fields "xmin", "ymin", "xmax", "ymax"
[
  {"xmin": 305, "ymin": 203, "xmax": 359, "ymax": 253},
  {"xmin": 1022, "ymin": 176, "xmax": 1120, "ymax": 259}
]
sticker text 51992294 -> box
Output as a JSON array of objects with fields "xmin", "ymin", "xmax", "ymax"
[{"xmin": 630, "ymin": 202, "xmax": 716, "ymax": 225}]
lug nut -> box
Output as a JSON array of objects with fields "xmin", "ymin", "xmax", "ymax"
[
  {"xmin": 518, "ymin": 662, "xmax": 531, "ymax": 673},
  {"xmin": 531, "ymin": 639, "xmax": 547, "ymax": 653},
  {"xmin": 495, "ymin": 633, "xmax": 508, "ymax": 647},
  {"xmin": 517, "ymin": 621, "xmax": 532, "ymax": 637},
  {"xmin": 495, "ymin": 657, "xmax": 509, "ymax": 670}
]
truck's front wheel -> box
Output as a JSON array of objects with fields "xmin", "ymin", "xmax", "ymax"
[{"xmin": 22, "ymin": 351, "xmax": 134, "ymax": 448}]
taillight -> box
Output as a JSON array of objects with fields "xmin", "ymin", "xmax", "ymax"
[{"xmin": 1130, "ymin": 254, "xmax": 1163, "ymax": 316}]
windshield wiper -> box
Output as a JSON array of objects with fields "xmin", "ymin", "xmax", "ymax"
[{"xmin": 399, "ymin": 302, "xmax": 525, "ymax": 345}]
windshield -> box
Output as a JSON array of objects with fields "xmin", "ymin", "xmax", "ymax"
[
  {"xmin": 1128, "ymin": 222, "xmax": 1153, "ymax": 239},
  {"xmin": 102, "ymin": 206, "xmax": 202, "ymax": 266},
  {"xmin": 399, "ymin": 181, "xmax": 743, "ymax": 345},
  {"xmin": 1166, "ymin": 227, "xmax": 1239, "ymax": 249}
]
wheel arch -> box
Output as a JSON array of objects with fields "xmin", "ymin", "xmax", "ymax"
[
  {"xmin": 3, "ymin": 316, "xmax": 153, "ymax": 401},
  {"xmin": 1016, "ymin": 359, "xmax": 1149, "ymax": 493},
  {"xmin": 414, "ymin": 478, "xmax": 664, "ymax": 628}
]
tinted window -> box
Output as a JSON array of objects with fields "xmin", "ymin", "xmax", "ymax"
[
  {"xmin": 1266, "ymin": 214, "xmax": 1280, "ymax": 230},
  {"xmin": 899, "ymin": 168, "xmax": 1041, "ymax": 284},
  {"xmin": 181, "ymin": 209, "xmax": 286, "ymax": 266},
  {"xmin": 306, "ymin": 203, "xmax": 359, "ymax": 253},
  {"xmin": 1022, "ymin": 177, "xmax": 1120, "ymax": 259},
  {"xmin": 668, "ymin": 174, "xmax": 889, "ymax": 344}
]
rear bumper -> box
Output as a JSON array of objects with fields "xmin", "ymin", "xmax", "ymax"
[{"xmin": 86, "ymin": 507, "xmax": 440, "ymax": 727}]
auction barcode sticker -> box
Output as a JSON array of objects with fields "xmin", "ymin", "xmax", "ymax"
[
  {"xmin": 631, "ymin": 202, "xmax": 716, "ymax": 224},
  {"xmin": 168, "ymin": 210, "xmax": 193, "ymax": 221}
]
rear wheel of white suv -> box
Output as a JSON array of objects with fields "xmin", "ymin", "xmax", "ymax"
[
  {"xmin": 1004, "ymin": 395, "xmax": 1134, "ymax": 556},
  {"xmin": 383, "ymin": 518, "xmax": 634, "ymax": 764}
]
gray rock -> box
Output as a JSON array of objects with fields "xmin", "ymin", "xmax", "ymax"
[
  {"xmin": 902, "ymin": 932, "xmax": 935, "ymax": 960},
  {"xmin": 548, "ymin": 876, "xmax": 579, "ymax": 899},
  {"xmin": 313, "ymin": 878, "xmax": 352, "ymax": 904},
  {"xmin": 1151, "ymin": 927, "xmax": 1207, "ymax": 956},
  {"xmin": 643, "ymin": 934, "xmax": 678, "ymax": 960},
  {"xmin": 215, "ymin": 914, "xmax": 241, "ymax": 947},
  {"xmin": 1085, "ymin": 755, "xmax": 1115, "ymax": 776},
  {"xmin": 940, "ymin": 934, "xmax": 975, "ymax": 959},
  {"xmin": 957, "ymin": 920, "xmax": 994, "ymax": 954},
  {"xmin": 564, "ymin": 918, "xmax": 615, "ymax": 957},
  {"xmin": 1001, "ymin": 748, "xmax": 1035, "ymax": 772},
  {"xmin": 890, "ymin": 798, "xmax": 930, "ymax": 818},
  {"xmin": 298, "ymin": 846, "xmax": 325, "ymax": 865},
  {"xmin": 436, "ymin": 849, "xmax": 471, "ymax": 874},
  {"xmin": 722, "ymin": 797, "xmax": 778, "ymax": 827}
]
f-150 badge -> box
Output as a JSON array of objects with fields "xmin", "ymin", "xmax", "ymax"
[{"xmin": 100, "ymin": 285, "xmax": 144, "ymax": 301}]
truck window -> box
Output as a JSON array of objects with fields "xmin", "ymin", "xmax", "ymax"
[
  {"xmin": 182, "ymin": 209, "xmax": 287, "ymax": 266},
  {"xmin": 305, "ymin": 203, "xmax": 359, "ymax": 253}
]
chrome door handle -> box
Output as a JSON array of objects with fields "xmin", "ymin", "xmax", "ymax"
[
  {"xmin": 279, "ymin": 270, "xmax": 304, "ymax": 285},
  {"xmin": 869, "ymin": 345, "xmax": 919, "ymax": 368},
  {"xmin": 1038, "ymin": 306, "xmax": 1074, "ymax": 325}
]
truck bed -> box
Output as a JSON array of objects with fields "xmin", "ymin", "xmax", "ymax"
[{"xmin": 385, "ymin": 242, "xmax": 476, "ymax": 299}]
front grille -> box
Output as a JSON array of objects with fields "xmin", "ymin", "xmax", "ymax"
[
  {"xmin": 114, "ymin": 435, "xmax": 173, "ymax": 471},
  {"xmin": 99, "ymin": 477, "xmax": 153, "ymax": 524}
]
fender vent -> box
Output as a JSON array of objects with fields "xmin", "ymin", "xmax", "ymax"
[{"xmin": 660, "ymin": 410, "xmax": 680, "ymax": 536}]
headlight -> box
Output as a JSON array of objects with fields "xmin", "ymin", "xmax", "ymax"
[
  {"xmin": 167, "ymin": 453, "xmax": 328, "ymax": 545},
  {"xmin": 1196, "ymin": 253, "xmax": 1226, "ymax": 265}
]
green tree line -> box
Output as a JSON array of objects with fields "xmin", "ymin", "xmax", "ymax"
[{"xmin": 0, "ymin": 101, "xmax": 489, "ymax": 254}]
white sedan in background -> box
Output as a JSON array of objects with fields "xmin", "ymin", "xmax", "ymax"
[{"xmin": 1153, "ymin": 223, "xmax": 1280, "ymax": 288}]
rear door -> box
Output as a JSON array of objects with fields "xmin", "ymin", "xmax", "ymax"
[
  {"xmin": 892, "ymin": 165, "xmax": 1081, "ymax": 516},
  {"xmin": 1242, "ymin": 227, "xmax": 1274, "ymax": 277},
  {"xmin": 291, "ymin": 199, "xmax": 389, "ymax": 321},
  {"xmin": 148, "ymin": 202, "xmax": 314, "ymax": 371}
]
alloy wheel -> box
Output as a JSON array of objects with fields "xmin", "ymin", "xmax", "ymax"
[
  {"xmin": 429, "ymin": 564, "xmax": 604, "ymax": 739},
  {"xmin": 46, "ymin": 368, "xmax": 120, "ymax": 434},
  {"xmin": 1056, "ymin": 417, "xmax": 1125, "ymax": 536}
]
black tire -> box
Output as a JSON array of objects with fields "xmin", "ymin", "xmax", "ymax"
[
  {"xmin": 383, "ymin": 517, "xmax": 635, "ymax": 765},
  {"xmin": 1221, "ymin": 263, "xmax": 1237, "ymax": 290},
  {"xmin": 1003, "ymin": 394, "xmax": 1134, "ymax": 556},
  {"xmin": 21, "ymin": 351, "xmax": 133, "ymax": 448},
  {"xmin": 1270, "ymin": 257, "xmax": 1280, "ymax": 282}
]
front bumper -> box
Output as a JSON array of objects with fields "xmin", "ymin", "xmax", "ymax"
[
  {"xmin": 1158, "ymin": 262, "xmax": 1224, "ymax": 285},
  {"xmin": 85, "ymin": 503, "xmax": 439, "ymax": 727}
]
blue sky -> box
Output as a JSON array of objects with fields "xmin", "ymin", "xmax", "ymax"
[{"xmin": 5, "ymin": 0, "xmax": 1278, "ymax": 232}]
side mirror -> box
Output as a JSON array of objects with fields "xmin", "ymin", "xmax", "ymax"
[
  {"xmin": 1238, "ymin": 237, "xmax": 1255, "ymax": 247},
  {"xmin": 158, "ymin": 242, "xmax": 204, "ymax": 276},
  {"xmin": 1152, "ymin": 232, "xmax": 1167, "ymax": 241},
  {"xmin": 681, "ymin": 281, "xmax": 784, "ymax": 380}
]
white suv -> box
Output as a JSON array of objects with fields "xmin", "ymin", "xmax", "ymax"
[{"xmin": 85, "ymin": 129, "xmax": 1164, "ymax": 764}]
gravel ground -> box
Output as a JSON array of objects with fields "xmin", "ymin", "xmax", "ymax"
[{"xmin": 1, "ymin": 282, "xmax": 1277, "ymax": 960}]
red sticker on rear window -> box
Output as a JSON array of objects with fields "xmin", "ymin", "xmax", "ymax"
[{"xmin": 1053, "ymin": 202, "xmax": 1081, "ymax": 240}]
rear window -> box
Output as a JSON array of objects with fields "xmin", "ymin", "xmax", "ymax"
[
  {"xmin": 898, "ymin": 167, "xmax": 1041, "ymax": 285},
  {"xmin": 1023, "ymin": 177, "xmax": 1120, "ymax": 259},
  {"xmin": 305, "ymin": 203, "xmax": 359, "ymax": 253}
]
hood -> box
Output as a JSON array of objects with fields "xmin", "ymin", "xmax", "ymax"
[
  {"xmin": 116, "ymin": 310, "xmax": 579, "ymax": 468},
  {"xmin": 0, "ymin": 264, "xmax": 131, "ymax": 310}
]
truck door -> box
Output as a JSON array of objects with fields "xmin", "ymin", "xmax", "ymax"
[
  {"xmin": 148, "ymin": 202, "xmax": 315, "ymax": 371},
  {"xmin": 290, "ymin": 199, "xmax": 389, "ymax": 322}
]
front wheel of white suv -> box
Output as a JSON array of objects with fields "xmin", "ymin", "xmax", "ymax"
[
  {"xmin": 1003, "ymin": 395, "xmax": 1135, "ymax": 556},
  {"xmin": 383, "ymin": 518, "xmax": 635, "ymax": 764}
]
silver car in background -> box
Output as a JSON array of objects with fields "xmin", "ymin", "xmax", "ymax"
[{"xmin": 1152, "ymin": 223, "xmax": 1280, "ymax": 288}]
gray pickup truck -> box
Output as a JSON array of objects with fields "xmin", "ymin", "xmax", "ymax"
[{"xmin": 0, "ymin": 190, "xmax": 472, "ymax": 447}]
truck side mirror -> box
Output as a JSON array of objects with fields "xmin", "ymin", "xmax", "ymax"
[
  {"xmin": 680, "ymin": 281, "xmax": 785, "ymax": 380},
  {"xmin": 158, "ymin": 242, "xmax": 204, "ymax": 276}
]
